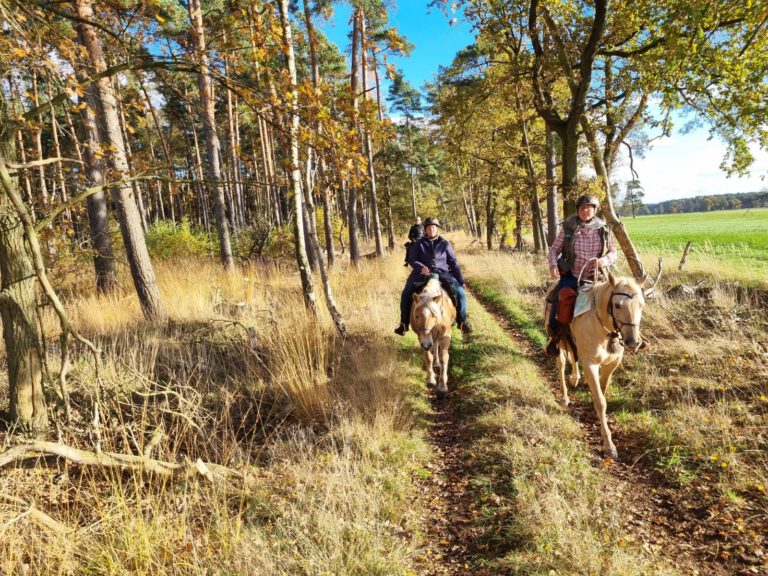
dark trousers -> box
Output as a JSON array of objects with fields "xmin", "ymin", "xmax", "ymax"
[
  {"xmin": 399, "ymin": 275, "xmax": 467, "ymax": 326},
  {"xmin": 548, "ymin": 272, "xmax": 579, "ymax": 331}
]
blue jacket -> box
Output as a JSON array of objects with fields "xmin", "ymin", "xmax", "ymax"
[{"xmin": 407, "ymin": 235, "xmax": 465, "ymax": 286}]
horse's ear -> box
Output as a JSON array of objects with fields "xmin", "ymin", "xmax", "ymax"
[
  {"xmin": 433, "ymin": 294, "xmax": 442, "ymax": 304},
  {"xmin": 608, "ymin": 270, "xmax": 617, "ymax": 287},
  {"xmin": 412, "ymin": 293, "xmax": 420, "ymax": 303}
]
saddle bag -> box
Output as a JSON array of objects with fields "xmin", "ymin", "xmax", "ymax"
[{"xmin": 556, "ymin": 287, "xmax": 578, "ymax": 325}]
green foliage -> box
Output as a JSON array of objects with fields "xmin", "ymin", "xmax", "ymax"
[
  {"xmin": 233, "ymin": 217, "xmax": 275, "ymax": 259},
  {"xmin": 144, "ymin": 219, "xmax": 216, "ymax": 260}
]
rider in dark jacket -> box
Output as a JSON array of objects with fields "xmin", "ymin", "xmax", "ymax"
[
  {"xmin": 404, "ymin": 216, "xmax": 423, "ymax": 266},
  {"xmin": 394, "ymin": 217, "xmax": 473, "ymax": 335}
]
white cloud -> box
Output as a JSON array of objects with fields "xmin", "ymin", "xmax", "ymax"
[{"xmin": 614, "ymin": 129, "xmax": 768, "ymax": 203}]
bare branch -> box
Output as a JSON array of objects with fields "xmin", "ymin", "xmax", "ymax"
[{"xmin": 0, "ymin": 441, "xmax": 242, "ymax": 483}]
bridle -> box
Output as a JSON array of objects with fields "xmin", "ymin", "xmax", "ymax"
[
  {"xmin": 413, "ymin": 299, "xmax": 442, "ymax": 336},
  {"xmin": 600, "ymin": 289, "xmax": 642, "ymax": 346}
]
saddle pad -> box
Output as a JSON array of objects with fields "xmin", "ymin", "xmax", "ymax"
[{"xmin": 574, "ymin": 287, "xmax": 595, "ymax": 318}]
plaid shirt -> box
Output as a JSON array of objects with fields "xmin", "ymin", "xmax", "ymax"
[{"xmin": 548, "ymin": 223, "xmax": 617, "ymax": 280}]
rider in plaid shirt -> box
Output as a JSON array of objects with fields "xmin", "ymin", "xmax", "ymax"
[{"xmin": 545, "ymin": 195, "xmax": 617, "ymax": 356}]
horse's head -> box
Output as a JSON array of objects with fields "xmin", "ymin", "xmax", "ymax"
[
  {"xmin": 411, "ymin": 286, "xmax": 444, "ymax": 351},
  {"xmin": 607, "ymin": 272, "xmax": 646, "ymax": 352}
]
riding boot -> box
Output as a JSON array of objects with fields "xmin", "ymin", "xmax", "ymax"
[
  {"xmin": 545, "ymin": 322, "xmax": 563, "ymax": 357},
  {"xmin": 394, "ymin": 323, "xmax": 407, "ymax": 336}
]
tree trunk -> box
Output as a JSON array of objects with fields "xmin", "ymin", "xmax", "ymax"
[
  {"xmin": 384, "ymin": 174, "xmax": 395, "ymax": 251},
  {"xmin": 0, "ymin": 125, "xmax": 47, "ymax": 433},
  {"xmin": 545, "ymin": 127, "xmax": 559, "ymax": 245},
  {"xmin": 347, "ymin": 10, "xmax": 361, "ymax": 267},
  {"xmin": 359, "ymin": 10, "xmax": 384, "ymax": 257},
  {"xmin": 188, "ymin": 0, "xmax": 234, "ymax": 269},
  {"xmin": 277, "ymin": 0, "xmax": 317, "ymax": 314},
  {"xmin": 136, "ymin": 71, "xmax": 174, "ymax": 222},
  {"xmin": 485, "ymin": 172, "xmax": 495, "ymax": 251},
  {"xmin": 74, "ymin": 0, "xmax": 164, "ymax": 320},
  {"xmin": 79, "ymin": 82, "xmax": 118, "ymax": 293},
  {"xmin": 581, "ymin": 118, "xmax": 646, "ymax": 281}
]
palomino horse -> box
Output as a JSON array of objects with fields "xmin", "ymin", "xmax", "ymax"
[
  {"xmin": 410, "ymin": 277, "xmax": 457, "ymax": 399},
  {"xmin": 546, "ymin": 272, "xmax": 647, "ymax": 459}
]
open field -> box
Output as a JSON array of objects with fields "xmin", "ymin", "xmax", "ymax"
[{"xmin": 622, "ymin": 208, "xmax": 768, "ymax": 287}]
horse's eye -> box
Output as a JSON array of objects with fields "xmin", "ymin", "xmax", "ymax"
[{"xmin": 616, "ymin": 302, "xmax": 623, "ymax": 309}]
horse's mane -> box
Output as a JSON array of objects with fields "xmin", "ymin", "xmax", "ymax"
[
  {"xmin": 416, "ymin": 278, "xmax": 445, "ymax": 319},
  {"xmin": 595, "ymin": 275, "xmax": 645, "ymax": 305}
]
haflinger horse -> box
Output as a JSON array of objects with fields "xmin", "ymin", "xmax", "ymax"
[
  {"xmin": 410, "ymin": 277, "xmax": 457, "ymax": 399},
  {"xmin": 546, "ymin": 271, "xmax": 649, "ymax": 459}
]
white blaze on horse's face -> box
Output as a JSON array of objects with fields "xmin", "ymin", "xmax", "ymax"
[{"xmin": 412, "ymin": 290, "xmax": 442, "ymax": 351}]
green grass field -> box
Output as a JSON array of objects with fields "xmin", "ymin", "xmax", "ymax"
[{"xmin": 621, "ymin": 207, "xmax": 768, "ymax": 286}]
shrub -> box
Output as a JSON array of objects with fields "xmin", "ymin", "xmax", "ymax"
[{"xmin": 145, "ymin": 219, "xmax": 215, "ymax": 260}]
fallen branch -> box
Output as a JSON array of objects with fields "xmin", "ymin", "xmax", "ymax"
[
  {"xmin": 0, "ymin": 441, "xmax": 241, "ymax": 483},
  {"xmin": 0, "ymin": 494, "xmax": 72, "ymax": 534}
]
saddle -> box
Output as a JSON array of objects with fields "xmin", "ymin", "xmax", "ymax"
[{"xmin": 413, "ymin": 275, "xmax": 460, "ymax": 312}]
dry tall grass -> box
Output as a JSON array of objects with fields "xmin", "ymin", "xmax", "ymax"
[{"xmin": 0, "ymin": 253, "xmax": 431, "ymax": 575}]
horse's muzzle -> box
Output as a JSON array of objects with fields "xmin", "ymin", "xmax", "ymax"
[
  {"xmin": 624, "ymin": 338, "xmax": 641, "ymax": 352},
  {"xmin": 420, "ymin": 341, "xmax": 433, "ymax": 351}
]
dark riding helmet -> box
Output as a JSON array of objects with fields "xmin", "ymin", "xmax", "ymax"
[
  {"xmin": 576, "ymin": 195, "xmax": 600, "ymax": 208},
  {"xmin": 423, "ymin": 217, "xmax": 442, "ymax": 228}
]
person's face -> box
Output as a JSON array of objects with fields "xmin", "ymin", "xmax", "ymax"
[
  {"xmin": 415, "ymin": 218, "xmax": 422, "ymax": 225},
  {"xmin": 425, "ymin": 224, "xmax": 438, "ymax": 238},
  {"xmin": 578, "ymin": 204, "xmax": 596, "ymax": 221}
]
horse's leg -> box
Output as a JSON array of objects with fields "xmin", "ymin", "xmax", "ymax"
[
  {"xmin": 557, "ymin": 346, "xmax": 570, "ymax": 406},
  {"xmin": 600, "ymin": 356, "xmax": 622, "ymax": 395},
  {"xmin": 584, "ymin": 362, "xmax": 618, "ymax": 459},
  {"xmin": 436, "ymin": 336, "xmax": 450, "ymax": 399},
  {"xmin": 569, "ymin": 346, "xmax": 580, "ymax": 388},
  {"xmin": 432, "ymin": 339, "xmax": 442, "ymax": 375},
  {"xmin": 423, "ymin": 348, "xmax": 436, "ymax": 387}
]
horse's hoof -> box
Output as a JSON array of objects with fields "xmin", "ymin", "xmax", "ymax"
[
  {"xmin": 436, "ymin": 388, "xmax": 448, "ymax": 400},
  {"xmin": 605, "ymin": 446, "xmax": 618, "ymax": 460},
  {"xmin": 426, "ymin": 380, "xmax": 436, "ymax": 388}
]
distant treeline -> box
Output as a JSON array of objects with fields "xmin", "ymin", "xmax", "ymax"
[{"xmin": 638, "ymin": 191, "xmax": 768, "ymax": 215}]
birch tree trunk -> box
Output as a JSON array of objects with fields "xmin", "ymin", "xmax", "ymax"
[
  {"xmin": 545, "ymin": 127, "xmax": 559, "ymax": 245},
  {"xmin": 74, "ymin": 0, "xmax": 164, "ymax": 320},
  {"xmin": 277, "ymin": 0, "xmax": 317, "ymax": 314}
]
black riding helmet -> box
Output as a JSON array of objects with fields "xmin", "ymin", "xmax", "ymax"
[
  {"xmin": 423, "ymin": 217, "xmax": 442, "ymax": 228},
  {"xmin": 576, "ymin": 195, "xmax": 600, "ymax": 208}
]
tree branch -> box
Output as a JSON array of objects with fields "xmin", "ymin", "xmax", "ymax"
[{"xmin": 0, "ymin": 441, "xmax": 242, "ymax": 483}]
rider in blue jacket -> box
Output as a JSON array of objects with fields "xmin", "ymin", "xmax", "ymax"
[{"xmin": 394, "ymin": 217, "xmax": 473, "ymax": 335}]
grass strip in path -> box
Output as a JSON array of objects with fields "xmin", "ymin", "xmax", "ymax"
[
  {"xmin": 465, "ymin": 277, "xmax": 756, "ymax": 576},
  {"xmin": 422, "ymin": 293, "xmax": 673, "ymax": 575}
]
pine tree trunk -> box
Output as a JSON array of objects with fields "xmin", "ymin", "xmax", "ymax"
[
  {"xmin": 74, "ymin": 0, "xmax": 164, "ymax": 320},
  {"xmin": 277, "ymin": 0, "xmax": 317, "ymax": 314},
  {"xmin": 188, "ymin": 0, "xmax": 234, "ymax": 269},
  {"xmin": 137, "ymin": 71, "xmax": 173, "ymax": 221},
  {"xmin": 79, "ymin": 82, "xmax": 118, "ymax": 293},
  {"xmin": 347, "ymin": 11, "xmax": 361, "ymax": 267},
  {"xmin": 115, "ymin": 87, "xmax": 148, "ymax": 232},
  {"xmin": 359, "ymin": 11, "xmax": 384, "ymax": 257}
]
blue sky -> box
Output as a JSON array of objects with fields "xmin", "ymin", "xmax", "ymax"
[{"xmin": 318, "ymin": 2, "xmax": 768, "ymax": 204}]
